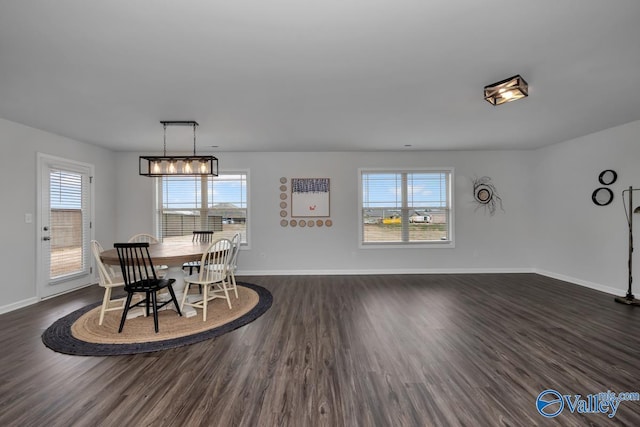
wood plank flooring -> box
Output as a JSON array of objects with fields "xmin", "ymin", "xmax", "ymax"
[{"xmin": 1, "ymin": 274, "xmax": 639, "ymax": 426}]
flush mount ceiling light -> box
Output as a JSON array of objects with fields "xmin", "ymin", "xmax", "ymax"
[
  {"xmin": 484, "ymin": 74, "xmax": 528, "ymax": 106},
  {"xmin": 139, "ymin": 121, "xmax": 218, "ymax": 177}
]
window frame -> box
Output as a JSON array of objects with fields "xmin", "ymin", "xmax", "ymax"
[
  {"xmin": 358, "ymin": 167, "xmax": 455, "ymax": 249},
  {"xmin": 154, "ymin": 169, "xmax": 250, "ymax": 248}
]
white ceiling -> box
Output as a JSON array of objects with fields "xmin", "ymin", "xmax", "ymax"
[{"xmin": 1, "ymin": 0, "xmax": 640, "ymax": 153}]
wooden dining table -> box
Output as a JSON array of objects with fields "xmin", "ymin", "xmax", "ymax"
[{"xmin": 101, "ymin": 241, "xmax": 212, "ymax": 318}]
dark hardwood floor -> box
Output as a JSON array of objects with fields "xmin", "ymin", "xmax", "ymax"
[{"xmin": 1, "ymin": 274, "xmax": 639, "ymax": 426}]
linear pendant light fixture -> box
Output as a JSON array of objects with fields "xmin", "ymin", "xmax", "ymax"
[
  {"xmin": 484, "ymin": 74, "xmax": 528, "ymax": 105},
  {"xmin": 139, "ymin": 121, "xmax": 218, "ymax": 177}
]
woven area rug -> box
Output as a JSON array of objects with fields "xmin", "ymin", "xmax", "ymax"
[{"xmin": 42, "ymin": 282, "xmax": 272, "ymax": 356}]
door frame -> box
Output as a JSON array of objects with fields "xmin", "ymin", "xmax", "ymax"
[{"xmin": 36, "ymin": 153, "xmax": 95, "ymax": 299}]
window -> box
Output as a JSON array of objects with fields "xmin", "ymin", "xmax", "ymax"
[
  {"xmin": 359, "ymin": 169, "xmax": 453, "ymax": 246},
  {"xmin": 49, "ymin": 169, "xmax": 89, "ymax": 279},
  {"xmin": 156, "ymin": 172, "xmax": 248, "ymax": 244}
]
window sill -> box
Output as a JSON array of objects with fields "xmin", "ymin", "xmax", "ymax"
[{"xmin": 359, "ymin": 240, "xmax": 455, "ymax": 249}]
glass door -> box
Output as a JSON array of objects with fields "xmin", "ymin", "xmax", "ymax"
[{"xmin": 37, "ymin": 154, "xmax": 94, "ymax": 298}]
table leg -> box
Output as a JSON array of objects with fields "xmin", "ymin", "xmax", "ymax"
[{"xmin": 158, "ymin": 266, "xmax": 197, "ymax": 318}]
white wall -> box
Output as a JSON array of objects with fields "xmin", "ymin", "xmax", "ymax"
[
  {"xmin": 4, "ymin": 115, "xmax": 637, "ymax": 313},
  {"xmin": 532, "ymin": 120, "xmax": 640, "ymax": 295},
  {"xmin": 114, "ymin": 153, "xmax": 157, "ymax": 241},
  {"xmin": 115, "ymin": 150, "xmax": 536, "ymax": 274},
  {"xmin": 0, "ymin": 118, "xmax": 117, "ymax": 312}
]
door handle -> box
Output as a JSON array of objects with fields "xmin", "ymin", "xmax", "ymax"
[{"xmin": 43, "ymin": 236, "xmax": 51, "ymax": 241}]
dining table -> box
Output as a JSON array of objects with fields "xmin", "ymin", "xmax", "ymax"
[{"xmin": 100, "ymin": 240, "xmax": 212, "ymax": 318}]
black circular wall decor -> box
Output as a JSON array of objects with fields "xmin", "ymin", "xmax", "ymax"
[
  {"xmin": 592, "ymin": 187, "xmax": 614, "ymax": 206},
  {"xmin": 598, "ymin": 169, "xmax": 617, "ymax": 185}
]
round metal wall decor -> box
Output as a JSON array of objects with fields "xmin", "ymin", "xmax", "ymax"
[
  {"xmin": 592, "ymin": 187, "xmax": 613, "ymax": 206},
  {"xmin": 592, "ymin": 169, "xmax": 617, "ymax": 206},
  {"xmin": 472, "ymin": 176, "xmax": 503, "ymax": 215},
  {"xmin": 598, "ymin": 170, "xmax": 617, "ymax": 185},
  {"xmin": 474, "ymin": 185, "xmax": 493, "ymax": 204}
]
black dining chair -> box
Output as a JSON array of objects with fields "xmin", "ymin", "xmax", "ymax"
[
  {"xmin": 114, "ymin": 242, "xmax": 182, "ymax": 333},
  {"xmin": 183, "ymin": 231, "xmax": 215, "ymax": 275},
  {"xmin": 127, "ymin": 233, "xmax": 168, "ymax": 277}
]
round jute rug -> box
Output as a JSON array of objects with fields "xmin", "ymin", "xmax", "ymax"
[{"xmin": 42, "ymin": 282, "xmax": 272, "ymax": 356}]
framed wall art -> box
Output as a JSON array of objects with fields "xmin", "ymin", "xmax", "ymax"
[{"xmin": 291, "ymin": 178, "xmax": 330, "ymax": 217}]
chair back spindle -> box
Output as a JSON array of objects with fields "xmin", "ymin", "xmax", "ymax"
[{"xmin": 192, "ymin": 230, "xmax": 214, "ymax": 243}]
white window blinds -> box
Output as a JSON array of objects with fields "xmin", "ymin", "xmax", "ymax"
[
  {"xmin": 49, "ymin": 169, "xmax": 89, "ymax": 278},
  {"xmin": 361, "ymin": 170, "xmax": 452, "ymax": 245},
  {"xmin": 158, "ymin": 173, "xmax": 248, "ymax": 243}
]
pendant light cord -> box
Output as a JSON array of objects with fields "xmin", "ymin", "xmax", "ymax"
[
  {"xmin": 163, "ymin": 122, "xmax": 167, "ymax": 156},
  {"xmin": 193, "ymin": 123, "xmax": 197, "ymax": 156}
]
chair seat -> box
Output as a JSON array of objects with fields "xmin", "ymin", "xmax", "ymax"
[
  {"xmin": 124, "ymin": 278, "xmax": 175, "ymax": 292},
  {"xmin": 184, "ymin": 271, "xmax": 226, "ymax": 285},
  {"xmin": 183, "ymin": 260, "xmax": 202, "ymax": 275}
]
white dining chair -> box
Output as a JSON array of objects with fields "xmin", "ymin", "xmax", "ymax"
[
  {"xmin": 127, "ymin": 233, "xmax": 160, "ymax": 244},
  {"xmin": 181, "ymin": 238, "xmax": 233, "ymax": 321},
  {"xmin": 183, "ymin": 230, "xmax": 215, "ymax": 275},
  {"xmin": 91, "ymin": 240, "xmax": 142, "ymax": 326},
  {"xmin": 227, "ymin": 233, "xmax": 241, "ymax": 299}
]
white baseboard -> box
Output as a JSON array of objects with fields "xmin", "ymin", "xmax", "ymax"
[
  {"xmin": 1, "ymin": 283, "xmax": 96, "ymax": 314},
  {"xmin": 238, "ymin": 267, "xmax": 535, "ymax": 276},
  {"xmin": 534, "ymin": 269, "xmax": 623, "ymax": 296},
  {"xmin": 40, "ymin": 282, "xmax": 96, "ymax": 300},
  {"xmin": 0, "ymin": 297, "xmax": 39, "ymax": 315},
  {"xmin": 240, "ymin": 268, "xmax": 624, "ymax": 297}
]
